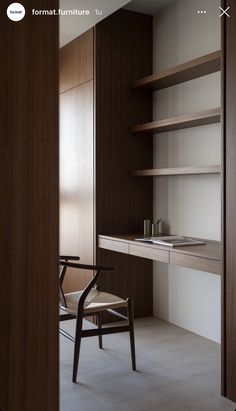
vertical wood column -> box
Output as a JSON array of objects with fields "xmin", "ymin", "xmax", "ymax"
[
  {"xmin": 0, "ymin": 1, "xmax": 59, "ymax": 410},
  {"xmin": 95, "ymin": 10, "xmax": 153, "ymax": 319},
  {"xmin": 60, "ymin": 29, "xmax": 94, "ymax": 292},
  {"xmin": 222, "ymin": 0, "xmax": 236, "ymax": 401}
]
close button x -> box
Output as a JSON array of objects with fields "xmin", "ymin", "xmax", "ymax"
[{"xmin": 219, "ymin": 6, "xmax": 230, "ymax": 17}]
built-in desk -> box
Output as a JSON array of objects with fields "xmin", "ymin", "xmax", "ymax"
[{"xmin": 98, "ymin": 234, "xmax": 221, "ymax": 275}]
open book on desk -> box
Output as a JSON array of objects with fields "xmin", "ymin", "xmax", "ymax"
[{"xmin": 134, "ymin": 236, "xmax": 206, "ymax": 247}]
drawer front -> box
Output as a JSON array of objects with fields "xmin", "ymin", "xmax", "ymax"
[
  {"xmin": 170, "ymin": 252, "xmax": 221, "ymax": 275},
  {"xmin": 129, "ymin": 244, "xmax": 169, "ymax": 263},
  {"xmin": 98, "ymin": 237, "xmax": 129, "ymax": 254}
]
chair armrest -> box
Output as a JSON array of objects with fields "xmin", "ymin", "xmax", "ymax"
[
  {"xmin": 60, "ymin": 255, "xmax": 80, "ymax": 261},
  {"xmin": 59, "ymin": 261, "xmax": 114, "ymax": 271}
]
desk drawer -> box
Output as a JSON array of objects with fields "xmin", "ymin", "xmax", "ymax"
[
  {"xmin": 98, "ymin": 238, "xmax": 129, "ymax": 254},
  {"xmin": 129, "ymin": 244, "xmax": 169, "ymax": 263},
  {"xmin": 170, "ymin": 252, "xmax": 221, "ymax": 275}
]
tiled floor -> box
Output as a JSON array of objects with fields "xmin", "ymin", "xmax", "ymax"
[{"xmin": 60, "ymin": 317, "xmax": 235, "ymax": 411}]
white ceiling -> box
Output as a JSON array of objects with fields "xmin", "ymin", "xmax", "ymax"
[
  {"xmin": 60, "ymin": 0, "xmax": 176, "ymax": 47},
  {"xmin": 124, "ymin": 0, "xmax": 176, "ymax": 15},
  {"xmin": 60, "ymin": 0, "xmax": 131, "ymax": 47}
]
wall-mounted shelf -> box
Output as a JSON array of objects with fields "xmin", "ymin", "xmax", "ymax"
[
  {"xmin": 131, "ymin": 108, "xmax": 221, "ymax": 134},
  {"xmin": 132, "ymin": 165, "xmax": 221, "ymax": 177},
  {"xmin": 132, "ymin": 50, "xmax": 221, "ymax": 91}
]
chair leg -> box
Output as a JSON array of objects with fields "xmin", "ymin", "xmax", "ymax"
[
  {"xmin": 72, "ymin": 313, "xmax": 83, "ymax": 383},
  {"xmin": 97, "ymin": 312, "xmax": 103, "ymax": 349},
  {"xmin": 127, "ymin": 298, "xmax": 136, "ymax": 370}
]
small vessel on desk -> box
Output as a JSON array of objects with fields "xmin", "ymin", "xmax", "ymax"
[
  {"xmin": 135, "ymin": 235, "xmax": 206, "ymax": 247},
  {"xmin": 143, "ymin": 218, "xmax": 162, "ymax": 237}
]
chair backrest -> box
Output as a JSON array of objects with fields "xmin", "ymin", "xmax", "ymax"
[
  {"xmin": 59, "ymin": 256, "xmax": 80, "ymax": 308},
  {"xmin": 59, "ymin": 265, "xmax": 67, "ymax": 307},
  {"xmin": 59, "ymin": 259, "xmax": 114, "ymax": 315}
]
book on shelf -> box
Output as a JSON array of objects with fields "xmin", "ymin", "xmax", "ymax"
[{"xmin": 134, "ymin": 236, "xmax": 206, "ymax": 247}]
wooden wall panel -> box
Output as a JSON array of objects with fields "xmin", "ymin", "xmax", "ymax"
[
  {"xmin": 95, "ymin": 10, "xmax": 153, "ymax": 318},
  {"xmin": 96, "ymin": 249, "xmax": 153, "ymax": 319},
  {"xmin": 60, "ymin": 81, "xmax": 94, "ymax": 291},
  {"xmin": 222, "ymin": 0, "xmax": 236, "ymax": 401},
  {"xmin": 0, "ymin": 1, "xmax": 59, "ymax": 410},
  {"xmin": 60, "ymin": 29, "xmax": 94, "ymax": 293},
  {"xmin": 60, "ymin": 29, "xmax": 93, "ymax": 93}
]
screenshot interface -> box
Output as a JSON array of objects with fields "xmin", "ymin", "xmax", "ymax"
[{"xmin": 3, "ymin": 1, "xmax": 236, "ymax": 411}]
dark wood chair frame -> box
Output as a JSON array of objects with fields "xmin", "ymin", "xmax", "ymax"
[{"xmin": 59, "ymin": 257, "xmax": 136, "ymax": 383}]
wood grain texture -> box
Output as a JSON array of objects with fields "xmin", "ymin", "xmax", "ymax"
[
  {"xmin": 131, "ymin": 108, "xmax": 221, "ymax": 133},
  {"xmin": 132, "ymin": 166, "xmax": 221, "ymax": 176},
  {"xmin": 129, "ymin": 244, "xmax": 169, "ymax": 263},
  {"xmin": 96, "ymin": 249, "xmax": 153, "ymax": 319},
  {"xmin": 99, "ymin": 238, "xmax": 129, "ymax": 254},
  {"xmin": 132, "ymin": 50, "xmax": 221, "ymax": 91},
  {"xmin": 95, "ymin": 10, "xmax": 153, "ymax": 319},
  {"xmin": 60, "ymin": 29, "xmax": 93, "ymax": 93},
  {"xmin": 222, "ymin": 0, "xmax": 236, "ymax": 401},
  {"xmin": 98, "ymin": 234, "xmax": 221, "ymax": 275},
  {"xmin": 0, "ymin": 1, "xmax": 59, "ymax": 410},
  {"xmin": 99, "ymin": 234, "xmax": 221, "ymax": 261},
  {"xmin": 60, "ymin": 81, "xmax": 94, "ymax": 293},
  {"xmin": 170, "ymin": 253, "xmax": 221, "ymax": 275}
]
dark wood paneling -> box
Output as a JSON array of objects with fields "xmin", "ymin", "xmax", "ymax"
[
  {"xmin": 96, "ymin": 9, "xmax": 153, "ymax": 237},
  {"xmin": 222, "ymin": 0, "xmax": 236, "ymax": 401},
  {"xmin": 95, "ymin": 10, "xmax": 153, "ymax": 319},
  {"xmin": 60, "ymin": 81, "xmax": 94, "ymax": 292},
  {"xmin": 0, "ymin": 1, "xmax": 59, "ymax": 410},
  {"xmin": 60, "ymin": 29, "xmax": 93, "ymax": 93},
  {"xmin": 96, "ymin": 249, "xmax": 153, "ymax": 319}
]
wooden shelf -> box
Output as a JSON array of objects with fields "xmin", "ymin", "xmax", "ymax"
[
  {"xmin": 132, "ymin": 50, "xmax": 221, "ymax": 91},
  {"xmin": 131, "ymin": 108, "xmax": 221, "ymax": 134},
  {"xmin": 132, "ymin": 165, "xmax": 221, "ymax": 177}
]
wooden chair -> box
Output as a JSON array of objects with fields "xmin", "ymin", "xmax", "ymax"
[{"xmin": 59, "ymin": 257, "xmax": 136, "ymax": 382}]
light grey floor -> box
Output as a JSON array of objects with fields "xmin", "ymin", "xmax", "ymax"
[{"xmin": 60, "ymin": 317, "xmax": 235, "ymax": 411}]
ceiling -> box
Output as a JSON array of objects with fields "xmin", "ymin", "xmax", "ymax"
[
  {"xmin": 60, "ymin": 0, "xmax": 131, "ymax": 47},
  {"xmin": 60, "ymin": 0, "xmax": 176, "ymax": 47},
  {"xmin": 124, "ymin": 0, "xmax": 176, "ymax": 15}
]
